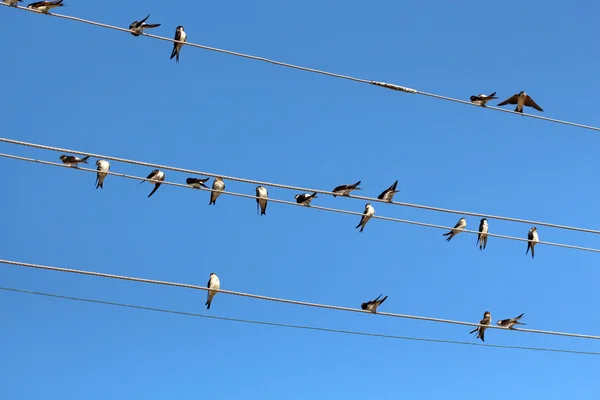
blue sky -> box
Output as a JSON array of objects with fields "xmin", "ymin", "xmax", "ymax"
[{"xmin": 1, "ymin": 0, "xmax": 599, "ymax": 398}]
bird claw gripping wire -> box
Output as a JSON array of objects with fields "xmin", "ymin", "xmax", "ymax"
[{"xmin": 370, "ymin": 81, "xmax": 417, "ymax": 94}]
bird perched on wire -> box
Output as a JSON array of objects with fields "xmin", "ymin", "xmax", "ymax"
[
  {"xmin": 356, "ymin": 203, "xmax": 375, "ymax": 233},
  {"xmin": 477, "ymin": 218, "xmax": 489, "ymax": 250},
  {"xmin": 256, "ymin": 186, "xmax": 268, "ymax": 216},
  {"xmin": 469, "ymin": 311, "xmax": 491, "ymax": 342},
  {"xmin": 4, "ymin": 0, "xmax": 23, "ymax": 8},
  {"xmin": 59, "ymin": 154, "xmax": 89, "ymax": 168},
  {"xmin": 170, "ymin": 25, "xmax": 187, "ymax": 63},
  {"xmin": 209, "ymin": 177, "xmax": 225, "ymax": 205},
  {"xmin": 186, "ymin": 177, "xmax": 210, "ymax": 189},
  {"xmin": 497, "ymin": 313, "xmax": 526, "ymax": 330},
  {"xmin": 470, "ymin": 92, "xmax": 498, "ymax": 107},
  {"xmin": 27, "ymin": 0, "xmax": 63, "ymax": 14},
  {"xmin": 294, "ymin": 192, "xmax": 317, "ymax": 207},
  {"xmin": 95, "ymin": 159, "xmax": 110, "ymax": 189},
  {"xmin": 361, "ymin": 294, "xmax": 388, "ymax": 313},
  {"xmin": 331, "ymin": 181, "xmax": 361, "ymax": 197},
  {"xmin": 138, "ymin": 169, "xmax": 165, "ymax": 198},
  {"xmin": 497, "ymin": 91, "xmax": 543, "ymax": 113},
  {"xmin": 526, "ymin": 227, "xmax": 539, "ymax": 259},
  {"xmin": 129, "ymin": 14, "xmax": 161, "ymax": 37},
  {"xmin": 377, "ymin": 180, "xmax": 399, "ymax": 203},
  {"xmin": 442, "ymin": 218, "xmax": 467, "ymax": 242},
  {"xmin": 205, "ymin": 272, "xmax": 220, "ymax": 310}
]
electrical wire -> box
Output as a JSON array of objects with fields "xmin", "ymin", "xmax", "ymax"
[
  {"xmin": 1, "ymin": 137, "xmax": 599, "ymax": 237},
  {"xmin": 2, "ymin": 3, "xmax": 599, "ymax": 133},
  {"xmin": 2, "ymin": 258, "xmax": 599, "ymax": 340},
  {"xmin": 2, "ymin": 152, "xmax": 599, "ymax": 254},
  {"xmin": 2, "ymin": 286, "xmax": 597, "ymax": 356}
]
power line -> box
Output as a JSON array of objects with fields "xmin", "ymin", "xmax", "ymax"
[
  {"xmin": 2, "ymin": 287, "xmax": 597, "ymax": 356},
  {"xmin": 2, "ymin": 4, "xmax": 599, "ymax": 133},
  {"xmin": 1, "ymin": 137, "xmax": 599, "ymax": 237},
  {"xmin": 2, "ymin": 258, "xmax": 599, "ymax": 340},
  {"xmin": 2, "ymin": 151, "xmax": 599, "ymax": 254}
]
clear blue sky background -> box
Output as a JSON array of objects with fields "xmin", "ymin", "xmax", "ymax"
[{"xmin": 1, "ymin": 1, "xmax": 599, "ymax": 398}]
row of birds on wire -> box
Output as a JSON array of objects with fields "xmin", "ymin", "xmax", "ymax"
[
  {"xmin": 204, "ymin": 271, "xmax": 526, "ymax": 343},
  {"xmin": 57, "ymin": 153, "xmax": 542, "ymax": 258},
  {"xmin": 7, "ymin": 2, "xmax": 547, "ymax": 115}
]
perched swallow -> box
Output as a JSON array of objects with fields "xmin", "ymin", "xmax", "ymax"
[
  {"xmin": 442, "ymin": 218, "xmax": 467, "ymax": 242},
  {"xmin": 497, "ymin": 313, "xmax": 526, "ymax": 330},
  {"xmin": 205, "ymin": 272, "xmax": 220, "ymax": 310},
  {"xmin": 209, "ymin": 177, "xmax": 225, "ymax": 205},
  {"xmin": 477, "ymin": 218, "xmax": 489, "ymax": 250},
  {"xmin": 497, "ymin": 91, "xmax": 543, "ymax": 113},
  {"xmin": 470, "ymin": 92, "xmax": 498, "ymax": 107},
  {"xmin": 4, "ymin": 0, "xmax": 23, "ymax": 7},
  {"xmin": 129, "ymin": 14, "xmax": 161, "ymax": 37},
  {"xmin": 95, "ymin": 159, "xmax": 110, "ymax": 189},
  {"xmin": 186, "ymin": 177, "xmax": 210, "ymax": 189},
  {"xmin": 361, "ymin": 294, "xmax": 388, "ymax": 313},
  {"xmin": 256, "ymin": 186, "xmax": 268, "ymax": 216},
  {"xmin": 138, "ymin": 169, "xmax": 165, "ymax": 198},
  {"xmin": 294, "ymin": 192, "xmax": 317, "ymax": 207},
  {"xmin": 27, "ymin": 0, "xmax": 63, "ymax": 13},
  {"xmin": 59, "ymin": 154, "xmax": 89, "ymax": 168},
  {"xmin": 332, "ymin": 181, "xmax": 361, "ymax": 197},
  {"xmin": 170, "ymin": 25, "xmax": 187, "ymax": 63},
  {"xmin": 526, "ymin": 227, "xmax": 539, "ymax": 259},
  {"xmin": 356, "ymin": 203, "xmax": 375, "ymax": 233},
  {"xmin": 469, "ymin": 311, "xmax": 491, "ymax": 342},
  {"xmin": 377, "ymin": 180, "xmax": 399, "ymax": 203}
]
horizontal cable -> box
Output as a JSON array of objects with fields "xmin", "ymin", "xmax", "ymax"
[
  {"xmin": 1, "ymin": 137, "xmax": 599, "ymax": 237},
  {"xmin": 2, "ymin": 286, "xmax": 598, "ymax": 356},
  {"xmin": 2, "ymin": 152, "xmax": 599, "ymax": 254},
  {"xmin": 2, "ymin": 258, "xmax": 599, "ymax": 340},
  {"xmin": 3, "ymin": 4, "xmax": 599, "ymax": 133}
]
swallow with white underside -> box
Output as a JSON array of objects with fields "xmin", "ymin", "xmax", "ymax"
[
  {"xmin": 138, "ymin": 169, "xmax": 165, "ymax": 198},
  {"xmin": 526, "ymin": 227, "xmax": 539, "ymax": 259},
  {"xmin": 129, "ymin": 14, "xmax": 161, "ymax": 37},
  {"xmin": 95, "ymin": 159, "xmax": 110, "ymax": 189},
  {"xmin": 470, "ymin": 92, "xmax": 498, "ymax": 107},
  {"xmin": 361, "ymin": 294, "xmax": 387, "ymax": 313},
  {"xmin": 256, "ymin": 186, "xmax": 268, "ymax": 216},
  {"xmin": 60, "ymin": 154, "xmax": 89, "ymax": 168},
  {"xmin": 294, "ymin": 192, "xmax": 317, "ymax": 207},
  {"xmin": 4, "ymin": 0, "xmax": 23, "ymax": 7},
  {"xmin": 477, "ymin": 218, "xmax": 488, "ymax": 250},
  {"xmin": 497, "ymin": 313, "xmax": 526, "ymax": 330},
  {"xmin": 497, "ymin": 91, "xmax": 543, "ymax": 113},
  {"xmin": 205, "ymin": 272, "xmax": 220, "ymax": 310},
  {"xmin": 186, "ymin": 177, "xmax": 210, "ymax": 189},
  {"xmin": 442, "ymin": 217, "xmax": 466, "ymax": 242},
  {"xmin": 27, "ymin": 0, "xmax": 63, "ymax": 13},
  {"xmin": 209, "ymin": 177, "xmax": 225, "ymax": 205},
  {"xmin": 469, "ymin": 311, "xmax": 491, "ymax": 342},
  {"xmin": 170, "ymin": 25, "xmax": 187, "ymax": 63},
  {"xmin": 332, "ymin": 181, "xmax": 361, "ymax": 197},
  {"xmin": 377, "ymin": 180, "xmax": 399, "ymax": 203},
  {"xmin": 356, "ymin": 203, "xmax": 375, "ymax": 233}
]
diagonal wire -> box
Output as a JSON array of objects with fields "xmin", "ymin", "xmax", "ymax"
[{"xmin": 2, "ymin": 3, "xmax": 599, "ymax": 133}]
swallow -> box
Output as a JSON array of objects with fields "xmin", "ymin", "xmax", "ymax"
[
  {"xmin": 497, "ymin": 91, "xmax": 543, "ymax": 113},
  {"xmin": 377, "ymin": 180, "xmax": 399, "ymax": 203},
  {"xmin": 138, "ymin": 169, "xmax": 165, "ymax": 198},
  {"xmin": 442, "ymin": 217, "xmax": 467, "ymax": 242},
  {"xmin": 59, "ymin": 154, "xmax": 90, "ymax": 168},
  {"xmin": 95, "ymin": 159, "xmax": 110, "ymax": 189},
  {"xmin": 4, "ymin": 0, "xmax": 23, "ymax": 7},
  {"xmin": 470, "ymin": 92, "xmax": 498, "ymax": 107},
  {"xmin": 469, "ymin": 311, "xmax": 491, "ymax": 342},
  {"xmin": 356, "ymin": 203, "xmax": 375, "ymax": 233},
  {"xmin": 170, "ymin": 25, "xmax": 187, "ymax": 63},
  {"xmin": 294, "ymin": 192, "xmax": 317, "ymax": 207},
  {"xmin": 477, "ymin": 218, "xmax": 489, "ymax": 250},
  {"xmin": 332, "ymin": 181, "xmax": 361, "ymax": 197},
  {"xmin": 497, "ymin": 313, "xmax": 526, "ymax": 330},
  {"xmin": 209, "ymin": 177, "xmax": 225, "ymax": 205},
  {"xmin": 526, "ymin": 227, "xmax": 539, "ymax": 259},
  {"xmin": 186, "ymin": 177, "xmax": 210, "ymax": 189},
  {"xmin": 361, "ymin": 294, "xmax": 388, "ymax": 313},
  {"xmin": 205, "ymin": 272, "xmax": 220, "ymax": 310},
  {"xmin": 256, "ymin": 186, "xmax": 268, "ymax": 216},
  {"xmin": 129, "ymin": 14, "xmax": 161, "ymax": 37},
  {"xmin": 27, "ymin": 0, "xmax": 63, "ymax": 13}
]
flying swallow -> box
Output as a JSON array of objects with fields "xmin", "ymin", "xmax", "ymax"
[
  {"xmin": 186, "ymin": 177, "xmax": 210, "ymax": 189},
  {"xmin": 442, "ymin": 217, "xmax": 467, "ymax": 242},
  {"xmin": 497, "ymin": 91, "xmax": 543, "ymax": 113},
  {"xmin": 4, "ymin": 0, "xmax": 23, "ymax": 7},
  {"xmin": 377, "ymin": 180, "xmax": 399, "ymax": 203},
  {"xmin": 138, "ymin": 169, "xmax": 165, "ymax": 198},
  {"xmin": 477, "ymin": 218, "xmax": 489, "ymax": 250},
  {"xmin": 497, "ymin": 313, "xmax": 526, "ymax": 330},
  {"xmin": 256, "ymin": 186, "xmax": 268, "ymax": 216},
  {"xmin": 129, "ymin": 14, "xmax": 161, "ymax": 37},
  {"xmin": 470, "ymin": 92, "xmax": 498, "ymax": 107},
  {"xmin": 95, "ymin": 159, "xmax": 110, "ymax": 189},
  {"xmin": 526, "ymin": 227, "xmax": 539, "ymax": 259},
  {"xmin": 205, "ymin": 272, "xmax": 220, "ymax": 310},
  {"xmin": 356, "ymin": 203, "xmax": 375, "ymax": 233},
  {"xmin": 27, "ymin": 0, "xmax": 63, "ymax": 13},
  {"xmin": 361, "ymin": 294, "xmax": 388, "ymax": 313},
  {"xmin": 209, "ymin": 177, "xmax": 225, "ymax": 205},
  {"xmin": 59, "ymin": 154, "xmax": 89, "ymax": 168},
  {"xmin": 294, "ymin": 192, "xmax": 317, "ymax": 207},
  {"xmin": 332, "ymin": 181, "xmax": 361, "ymax": 197},
  {"xmin": 469, "ymin": 311, "xmax": 491, "ymax": 342},
  {"xmin": 170, "ymin": 25, "xmax": 187, "ymax": 63}
]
